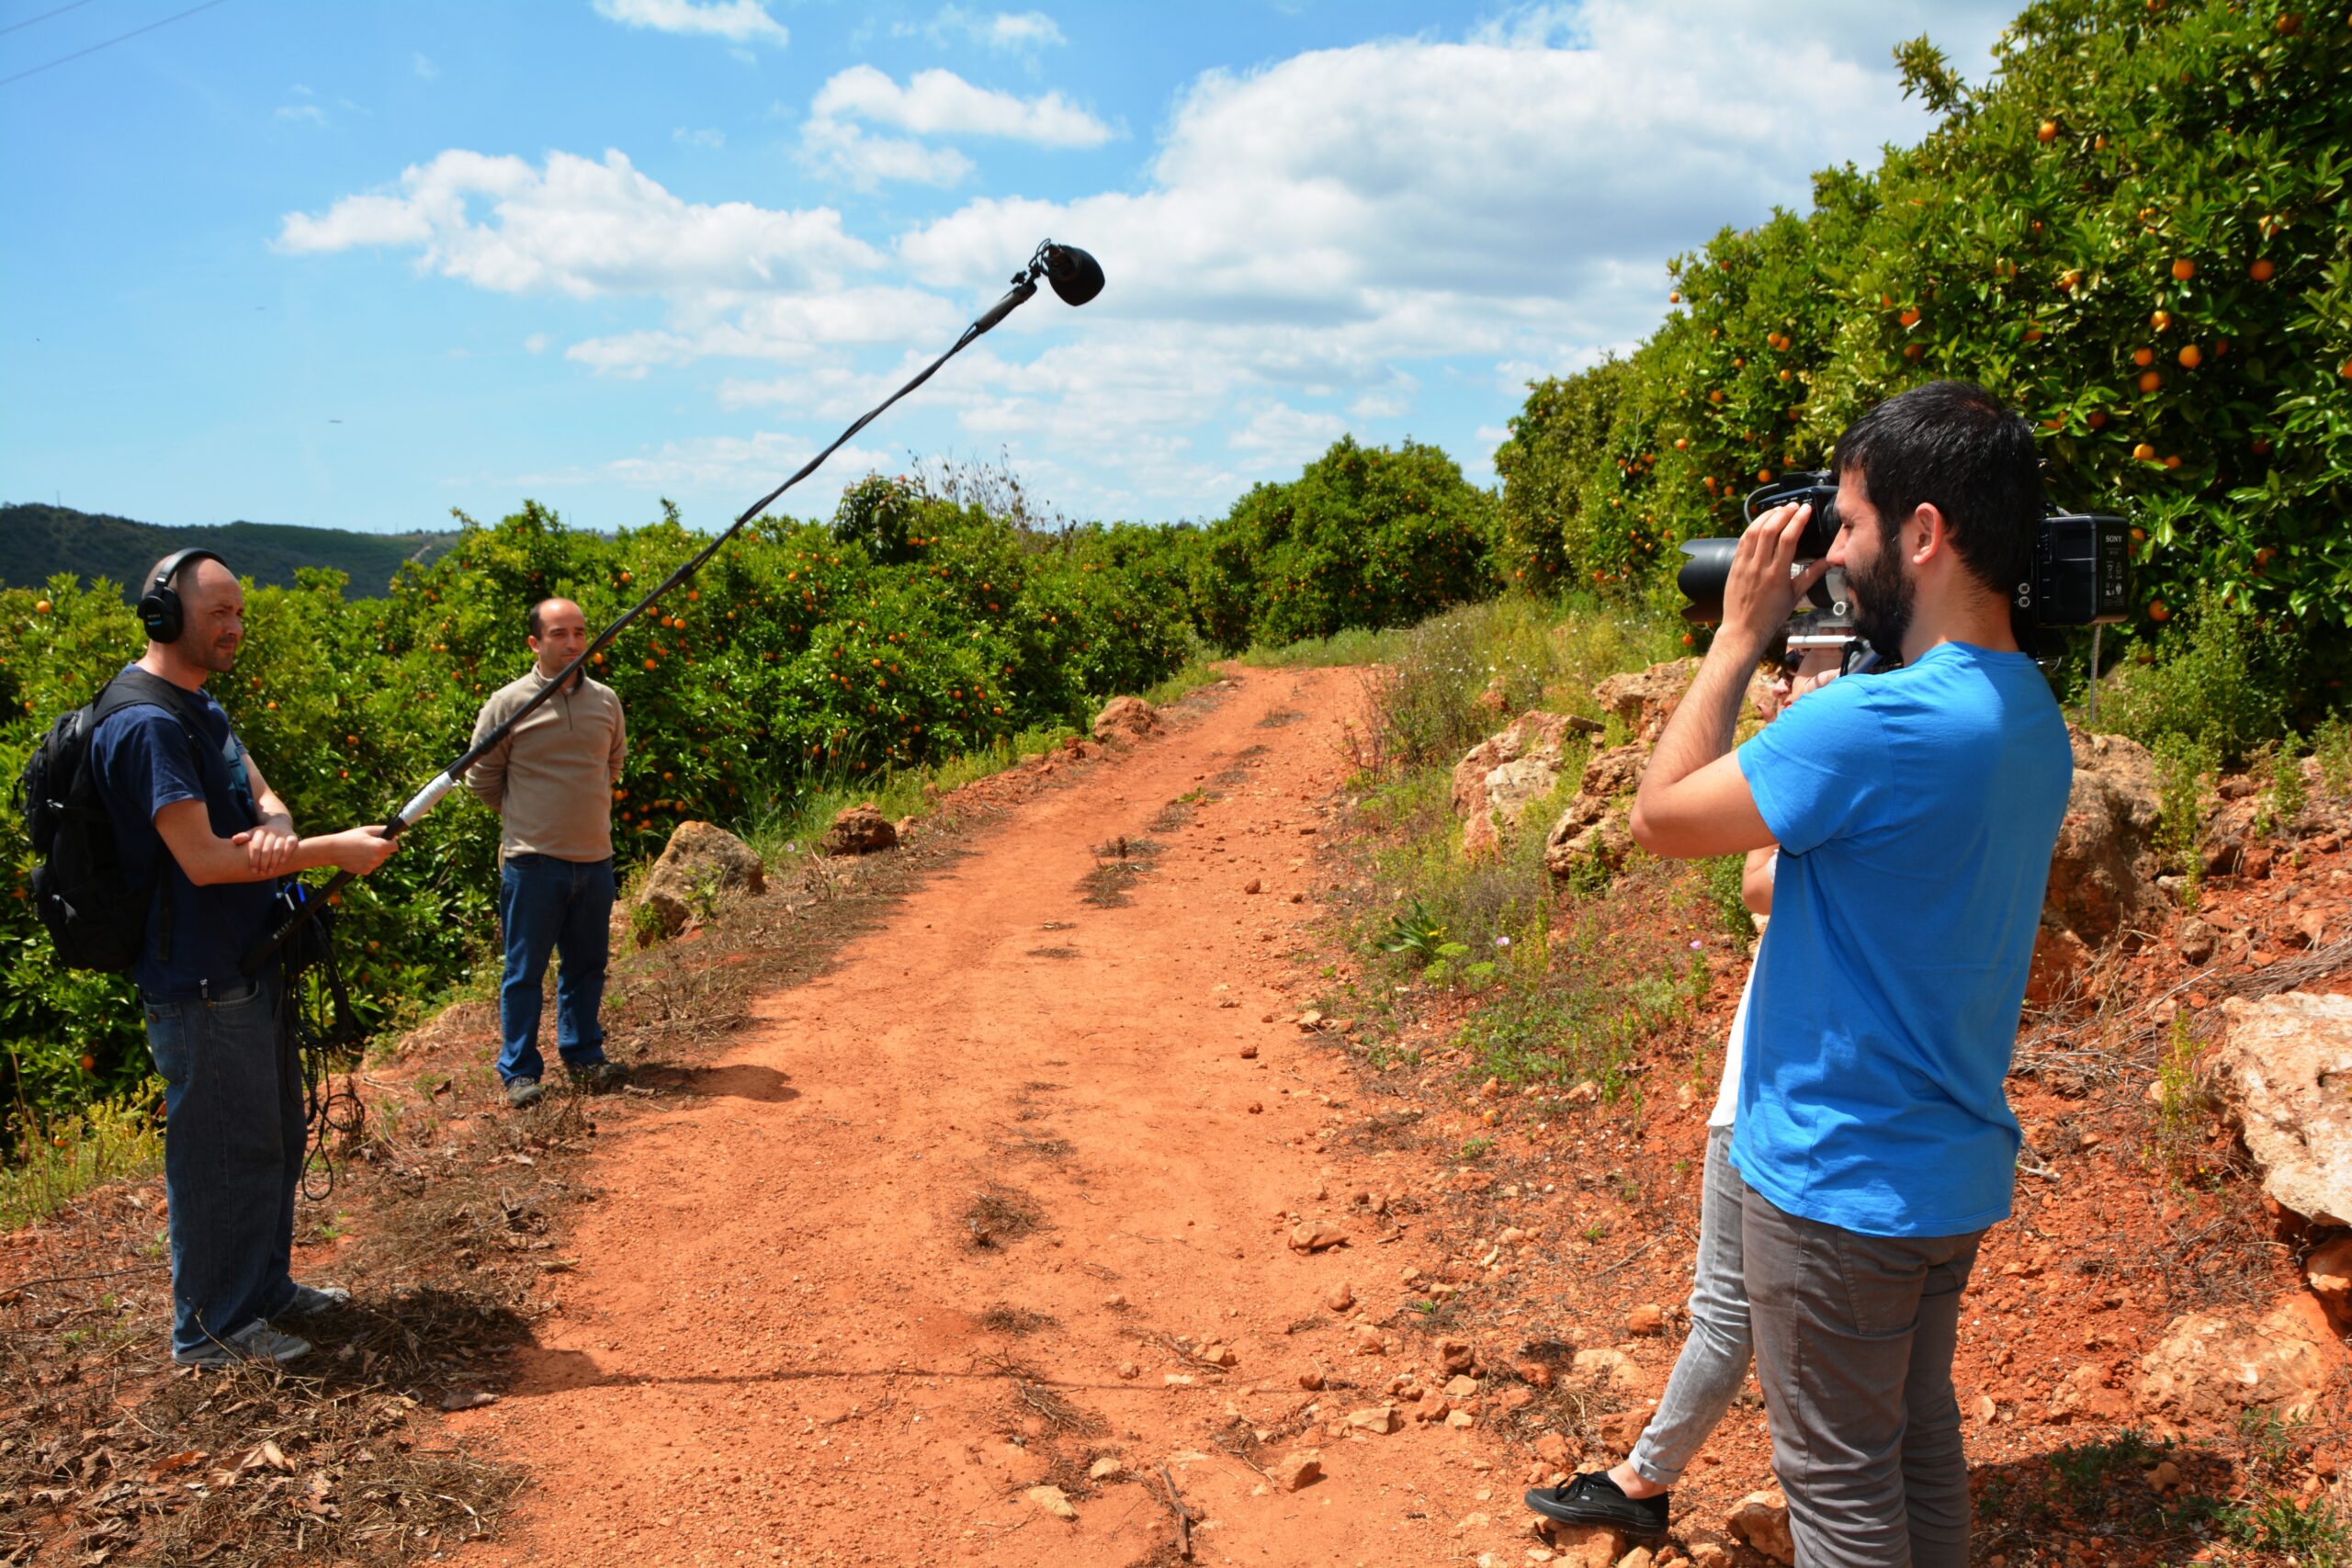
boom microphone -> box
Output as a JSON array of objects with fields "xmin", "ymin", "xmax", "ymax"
[
  {"xmin": 1041, "ymin": 243, "xmax": 1104, "ymax": 307},
  {"xmin": 241, "ymin": 238, "xmax": 1105, "ymax": 975}
]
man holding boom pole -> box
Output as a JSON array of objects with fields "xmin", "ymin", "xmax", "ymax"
[{"xmin": 92, "ymin": 550, "xmax": 401, "ymax": 1367}]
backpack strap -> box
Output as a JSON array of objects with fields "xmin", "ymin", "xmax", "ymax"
[{"xmin": 89, "ymin": 671, "xmax": 224, "ymax": 966}]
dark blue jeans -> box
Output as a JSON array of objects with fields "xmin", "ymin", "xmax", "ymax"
[
  {"xmin": 497, "ymin": 853, "xmax": 615, "ymax": 1085},
  {"xmin": 142, "ymin": 973, "xmax": 301, "ymax": 1359}
]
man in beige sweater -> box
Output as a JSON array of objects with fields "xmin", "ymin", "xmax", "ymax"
[{"xmin": 466, "ymin": 598, "xmax": 628, "ymax": 1109}]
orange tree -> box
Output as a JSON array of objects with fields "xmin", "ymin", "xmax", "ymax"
[{"xmin": 1498, "ymin": 0, "xmax": 2352, "ymax": 713}]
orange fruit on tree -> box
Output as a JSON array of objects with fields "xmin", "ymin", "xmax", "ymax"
[
  {"xmin": 1668, "ymin": 292, "xmax": 1680, "ymax": 304},
  {"xmin": 33, "ymin": 599, "xmax": 50, "ymax": 615},
  {"xmin": 2132, "ymin": 442, "xmax": 2156, "ymax": 460},
  {"xmin": 2275, "ymin": 11, "xmax": 2301, "ymax": 31},
  {"xmin": 2250, "ymin": 258, "xmax": 2275, "ymax": 281},
  {"xmin": 2058, "ymin": 269, "xmax": 2082, "ymax": 291},
  {"xmin": 1898, "ymin": 308, "xmax": 1921, "ymax": 327},
  {"xmin": 1757, "ymin": 469, "xmax": 1773, "ymax": 483},
  {"xmin": 1905, "ymin": 344, "xmax": 1925, "ymax": 360},
  {"xmin": 2177, "ymin": 344, "xmax": 2202, "ymax": 368},
  {"xmin": 2024, "ymin": 324, "xmax": 2044, "ymax": 342},
  {"xmin": 2132, "ymin": 346, "xmax": 2154, "ymax": 367},
  {"xmin": 2151, "ymin": 310, "xmax": 2171, "ymax": 332},
  {"xmin": 2138, "ymin": 370, "xmax": 2163, "ymax": 393},
  {"xmin": 2037, "ymin": 120, "xmax": 2057, "ymax": 142},
  {"xmin": 2170, "ymin": 257, "xmax": 2196, "ymax": 281},
  {"xmin": 2149, "ymin": 600, "xmax": 2170, "ymax": 621},
  {"xmin": 2088, "ymin": 411, "xmax": 2108, "ymax": 428},
  {"xmin": 79, "ymin": 1055, "xmax": 96, "ymax": 1073},
  {"xmin": 1674, "ymin": 437, "xmax": 1689, "ymax": 450},
  {"xmin": 2163, "ymin": 455, "xmax": 2182, "ymax": 469}
]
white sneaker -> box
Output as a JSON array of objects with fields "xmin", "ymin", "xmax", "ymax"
[{"xmin": 175, "ymin": 1318, "xmax": 313, "ymax": 1368}]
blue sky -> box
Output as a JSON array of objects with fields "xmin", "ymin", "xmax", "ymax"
[{"xmin": 1, "ymin": 0, "xmax": 2018, "ymax": 537}]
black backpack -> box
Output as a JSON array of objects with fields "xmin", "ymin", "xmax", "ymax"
[{"xmin": 17, "ymin": 670, "xmax": 206, "ymax": 972}]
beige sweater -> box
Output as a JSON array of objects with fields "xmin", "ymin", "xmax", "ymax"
[{"xmin": 465, "ymin": 668, "xmax": 627, "ymax": 862}]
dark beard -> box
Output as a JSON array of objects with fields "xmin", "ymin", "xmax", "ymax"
[{"xmin": 1849, "ymin": 528, "xmax": 1916, "ymax": 662}]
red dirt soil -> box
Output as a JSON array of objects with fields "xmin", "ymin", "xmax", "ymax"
[{"xmin": 455, "ymin": 665, "xmax": 1508, "ymax": 1566}]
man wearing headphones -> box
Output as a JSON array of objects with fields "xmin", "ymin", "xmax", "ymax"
[{"xmin": 91, "ymin": 551, "xmax": 400, "ymax": 1367}]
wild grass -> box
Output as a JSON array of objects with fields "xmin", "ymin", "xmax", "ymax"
[
  {"xmin": 0, "ymin": 1087, "xmax": 164, "ymax": 1231},
  {"xmin": 1296, "ymin": 592, "xmax": 1710, "ymax": 1100}
]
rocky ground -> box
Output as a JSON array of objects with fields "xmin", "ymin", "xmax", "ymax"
[{"xmin": 1, "ymin": 660, "xmax": 2346, "ymax": 1567}]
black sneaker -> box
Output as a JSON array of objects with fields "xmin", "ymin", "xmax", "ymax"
[{"xmin": 1524, "ymin": 1472, "xmax": 1669, "ymax": 1539}]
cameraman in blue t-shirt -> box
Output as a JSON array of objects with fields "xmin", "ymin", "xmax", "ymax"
[
  {"xmin": 1624, "ymin": 382, "xmax": 2073, "ymax": 1567},
  {"xmin": 92, "ymin": 551, "xmax": 400, "ymax": 1367}
]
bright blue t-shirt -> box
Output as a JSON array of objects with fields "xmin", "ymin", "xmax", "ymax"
[{"xmin": 1731, "ymin": 641, "xmax": 2072, "ymax": 1237}]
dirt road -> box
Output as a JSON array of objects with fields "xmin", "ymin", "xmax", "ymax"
[{"xmin": 456, "ymin": 666, "xmax": 1516, "ymax": 1566}]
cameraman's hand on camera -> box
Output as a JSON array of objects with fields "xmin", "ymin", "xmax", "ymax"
[
  {"xmin": 1721, "ymin": 502, "xmax": 1833, "ymax": 654},
  {"xmin": 325, "ymin": 826, "xmax": 399, "ymax": 877}
]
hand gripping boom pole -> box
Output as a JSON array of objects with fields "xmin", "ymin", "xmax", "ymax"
[{"xmin": 240, "ymin": 240, "xmax": 1103, "ymax": 974}]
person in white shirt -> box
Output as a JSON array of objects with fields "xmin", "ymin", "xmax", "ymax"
[{"xmin": 1528, "ymin": 644, "xmax": 1840, "ymax": 1538}]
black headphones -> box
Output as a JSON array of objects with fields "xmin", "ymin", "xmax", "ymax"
[{"xmin": 139, "ymin": 548, "xmax": 226, "ymax": 644}]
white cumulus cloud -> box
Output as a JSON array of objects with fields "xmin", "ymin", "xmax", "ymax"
[
  {"xmin": 809, "ymin": 65, "xmax": 1111, "ymax": 148},
  {"xmin": 797, "ymin": 118, "xmax": 975, "ymax": 190},
  {"xmin": 897, "ymin": 6, "xmax": 1068, "ymax": 52},
  {"xmin": 275, "ymin": 149, "xmax": 876, "ymax": 299},
  {"xmin": 592, "ymin": 0, "xmax": 787, "ymax": 45}
]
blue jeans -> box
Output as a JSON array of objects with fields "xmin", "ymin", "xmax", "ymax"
[
  {"xmin": 1629, "ymin": 1123, "xmax": 1753, "ymax": 1486},
  {"xmin": 143, "ymin": 973, "xmax": 302, "ymax": 1359},
  {"xmin": 497, "ymin": 853, "xmax": 615, "ymax": 1085}
]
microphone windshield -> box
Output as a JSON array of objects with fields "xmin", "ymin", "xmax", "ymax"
[{"xmin": 1041, "ymin": 243, "xmax": 1104, "ymax": 307}]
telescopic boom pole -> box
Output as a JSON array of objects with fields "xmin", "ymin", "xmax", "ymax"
[{"xmin": 241, "ymin": 242, "xmax": 1089, "ymax": 975}]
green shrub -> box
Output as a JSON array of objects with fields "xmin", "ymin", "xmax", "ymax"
[
  {"xmin": 1702, "ymin": 853, "xmax": 1757, "ymax": 950},
  {"xmin": 2101, "ymin": 589, "xmax": 2291, "ymax": 763},
  {"xmin": 2312, "ymin": 714, "xmax": 2352, "ymax": 797},
  {"xmin": 1196, "ymin": 436, "xmax": 1498, "ymax": 650},
  {"xmin": 2254, "ymin": 732, "xmax": 2307, "ymax": 837},
  {"xmin": 2152, "ymin": 732, "xmax": 2219, "ymax": 908}
]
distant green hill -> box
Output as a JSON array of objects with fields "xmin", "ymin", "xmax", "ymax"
[{"xmin": 0, "ymin": 503, "xmax": 456, "ymax": 601}]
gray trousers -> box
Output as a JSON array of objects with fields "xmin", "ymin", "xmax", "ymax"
[
  {"xmin": 1742, "ymin": 1188, "xmax": 1984, "ymax": 1568},
  {"xmin": 1628, "ymin": 1125, "xmax": 1752, "ymax": 1487}
]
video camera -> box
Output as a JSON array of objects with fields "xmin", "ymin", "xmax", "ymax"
[{"xmin": 1675, "ymin": 471, "xmax": 2132, "ymax": 668}]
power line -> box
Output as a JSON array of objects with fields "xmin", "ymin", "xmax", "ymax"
[
  {"xmin": 0, "ymin": 0, "xmax": 103, "ymax": 39},
  {"xmin": 0, "ymin": 0, "xmax": 227, "ymax": 87}
]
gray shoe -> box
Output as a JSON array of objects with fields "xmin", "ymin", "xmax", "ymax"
[
  {"xmin": 566, "ymin": 1061, "xmax": 626, "ymax": 1093},
  {"xmin": 505, "ymin": 1077, "xmax": 545, "ymax": 1110},
  {"xmin": 277, "ymin": 1282, "xmax": 352, "ymax": 1319},
  {"xmin": 175, "ymin": 1318, "xmax": 313, "ymax": 1368}
]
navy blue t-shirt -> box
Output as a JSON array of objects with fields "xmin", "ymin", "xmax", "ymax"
[{"xmin": 89, "ymin": 668, "xmax": 277, "ymax": 999}]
